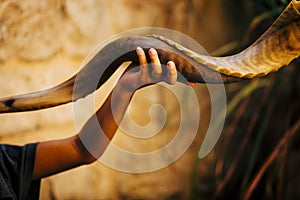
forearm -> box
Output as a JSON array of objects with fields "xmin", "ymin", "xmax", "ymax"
[
  {"xmin": 33, "ymin": 85, "xmax": 134, "ymax": 180},
  {"xmin": 77, "ymin": 84, "xmax": 134, "ymax": 163},
  {"xmin": 32, "ymin": 48, "xmax": 176, "ymax": 180}
]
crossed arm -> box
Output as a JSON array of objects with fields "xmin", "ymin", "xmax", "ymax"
[{"xmin": 32, "ymin": 48, "xmax": 178, "ymax": 180}]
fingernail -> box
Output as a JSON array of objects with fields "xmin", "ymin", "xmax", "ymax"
[
  {"xmin": 136, "ymin": 47, "xmax": 143, "ymax": 53},
  {"xmin": 149, "ymin": 48, "xmax": 156, "ymax": 55},
  {"xmin": 167, "ymin": 62, "xmax": 171, "ymax": 68},
  {"xmin": 189, "ymin": 82, "xmax": 196, "ymax": 86},
  {"xmin": 167, "ymin": 61, "xmax": 174, "ymax": 69}
]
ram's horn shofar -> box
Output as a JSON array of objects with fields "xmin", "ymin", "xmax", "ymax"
[{"xmin": 0, "ymin": 0, "xmax": 299, "ymax": 113}]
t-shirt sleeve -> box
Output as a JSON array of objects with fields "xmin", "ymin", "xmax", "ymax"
[{"xmin": 0, "ymin": 143, "xmax": 41, "ymax": 200}]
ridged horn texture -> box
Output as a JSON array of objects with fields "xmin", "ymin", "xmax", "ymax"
[
  {"xmin": 184, "ymin": 0, "xmax": 300, "ymax": 78},
  {"xmin": 0, "ymin": 0, "xmax": 299, "ymax": 113}
]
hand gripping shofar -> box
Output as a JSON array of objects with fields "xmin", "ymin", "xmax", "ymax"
[{"xmin": 0, "ymin": 0, "xmax": 299, "ymax": 113}]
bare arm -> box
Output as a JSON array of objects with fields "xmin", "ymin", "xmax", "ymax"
[{"xmin": 32, "ymin": 48, "xmax": 177, "ymax": 180}]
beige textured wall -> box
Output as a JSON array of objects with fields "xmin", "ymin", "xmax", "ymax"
[{"xmin": 0, "ymin": 0, "xmax": 248, "ymax": 199}]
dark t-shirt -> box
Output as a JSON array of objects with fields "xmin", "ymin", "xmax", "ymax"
[{"xmin": 0, "ymin": 143, "xmax": 40, "ymax": 199}]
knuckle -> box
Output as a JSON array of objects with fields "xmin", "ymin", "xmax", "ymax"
[
  {"xmin": 169, "ymin": 69, "xmax": 177, "ymax": 75},
  {"xmin": 152, "ymin": 70, "xmax": 162, "ymax": 77}
]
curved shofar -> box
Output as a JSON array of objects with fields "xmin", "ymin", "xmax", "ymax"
[{"xmin": 0, "ymin": 0, "xmax": 299, "ymax": 113}]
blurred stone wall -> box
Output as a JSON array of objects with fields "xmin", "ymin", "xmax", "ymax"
[{"xmin": 0, "ymin": 0, "xmax": 249, "ymax": 199}]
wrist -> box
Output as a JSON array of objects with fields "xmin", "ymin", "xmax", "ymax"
[{"xmin": 114, "ymin": 81, "xmax": 136, "ymax": 97}]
